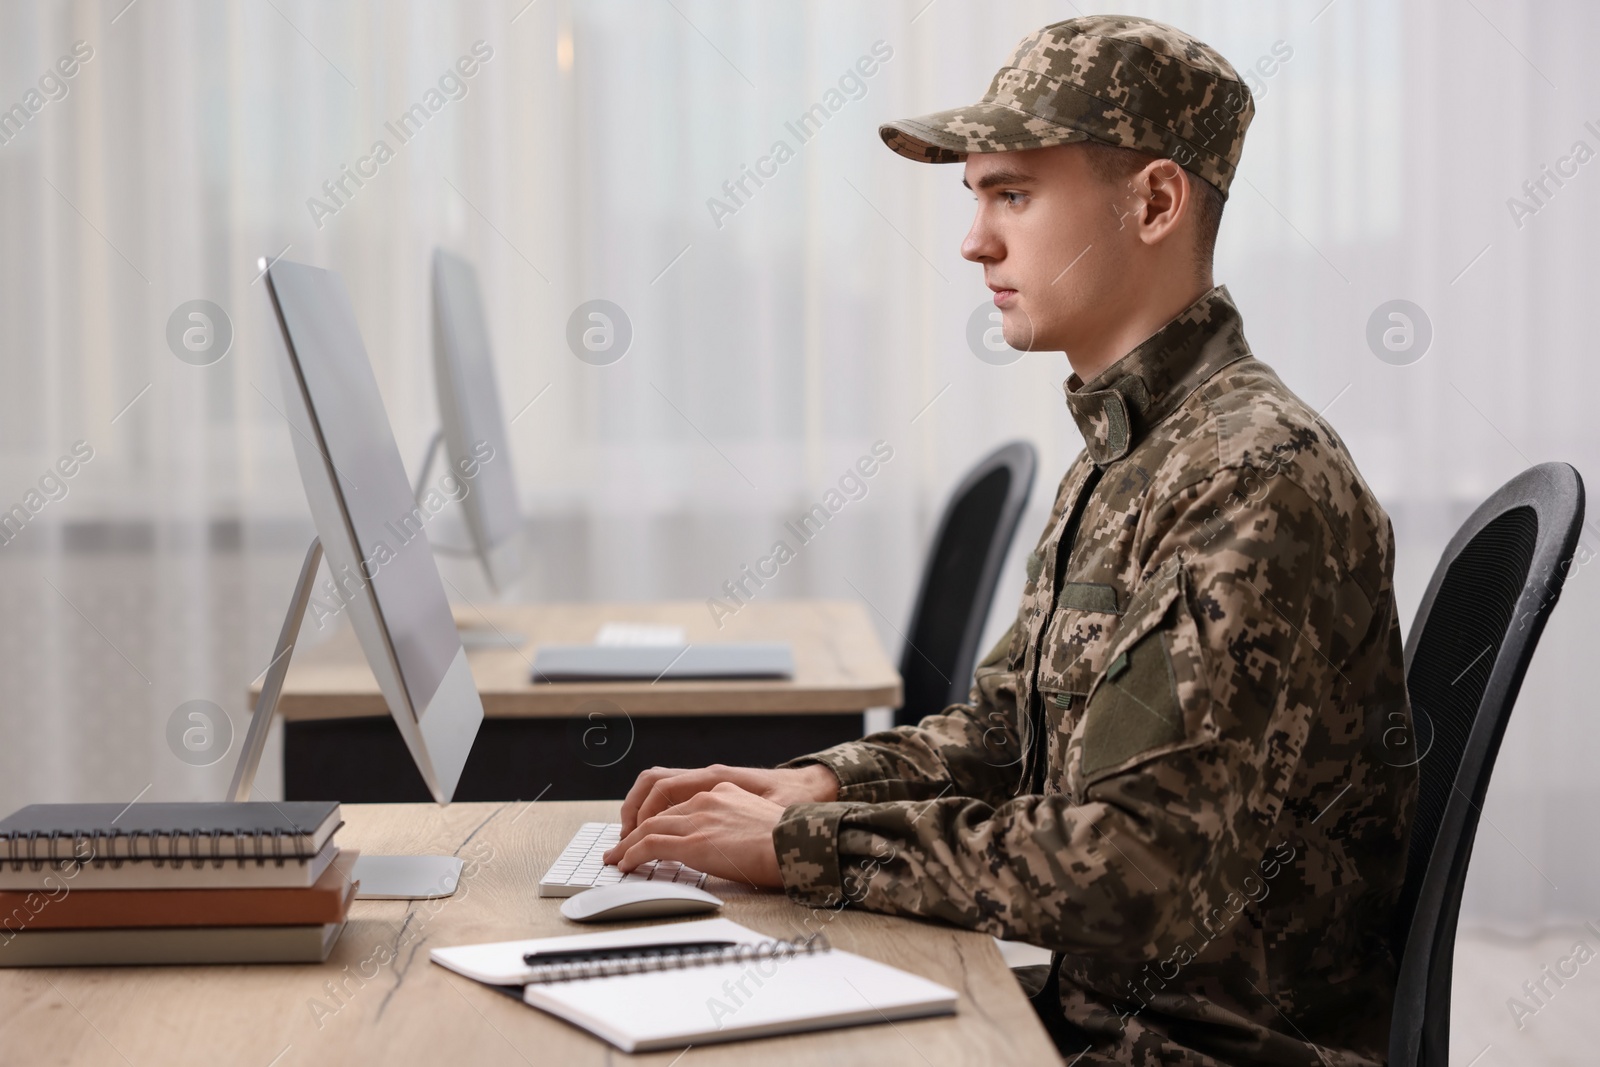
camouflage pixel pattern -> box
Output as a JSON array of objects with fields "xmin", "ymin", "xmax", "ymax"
[
  {"xmin": 776, "ymin": 286, "xmax": 1416, "ymax": 1065},
  {"xmin": 879, "ymin": 15, "xmax": 1256, "ymax": 199}
]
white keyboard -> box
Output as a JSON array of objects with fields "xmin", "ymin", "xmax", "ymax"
[{"xmin": 537, "ymin": 822, "xmax": 708, "ymax": 898}]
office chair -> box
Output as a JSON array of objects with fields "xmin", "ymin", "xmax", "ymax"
[
  {"xmin": 1387, "ymin": 462, "xmax": 1585, "ymax": 1067},
  {"xmin": 894, "ymin": 440, "xmax": 1037, "ymax": 728}
]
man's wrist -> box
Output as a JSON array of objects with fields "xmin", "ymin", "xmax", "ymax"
[
  {"xmin": 779, "ymin": 746, "xmax": 890, "ymax": 801},
  {"xmin": 793, "ymin": 762, "xmax": 841, "ymax": 803}
]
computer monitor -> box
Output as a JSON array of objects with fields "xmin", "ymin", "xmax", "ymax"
[
  {"xmin": 262, "ymin": 257, "xmax": 484, "ymax": 808},
  {"xmin": 428, "ymin": 248, "xmax": 523, "ymax": 595}
]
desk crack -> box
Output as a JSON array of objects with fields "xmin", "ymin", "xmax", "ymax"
[{"xmin": 376, "ymin": 802, "xmax": 512, "ymax": 1019}]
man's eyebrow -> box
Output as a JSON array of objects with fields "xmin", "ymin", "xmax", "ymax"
[{"xmin": 961, "ymin": 169, "xmax": 1039, "ymax": 191}]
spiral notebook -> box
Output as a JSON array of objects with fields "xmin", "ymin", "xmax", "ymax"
[
  {"xmin": 0, "ymin": 850, "xmax": 359, "ymax": 929},
  {"xmin": 431, "ymin": 918, "xmax": 958, "ymax": 1052},
  {"xmin": 0, "ymin": 802, "xmax": 342, "ymax": 891}
]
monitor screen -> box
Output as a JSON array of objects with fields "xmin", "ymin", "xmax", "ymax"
[
  {"xmin": 268, "ymin": 260, "xmax": 463, "ymax": 720},
  {"xmin": 432, "ymin": 250, "xmax": 522, "ymax": 590}
]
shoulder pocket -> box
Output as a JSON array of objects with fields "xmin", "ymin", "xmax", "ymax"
[{"xmin": 1078, "ymin": 557, "xmax": 1208, "ymax": 781}]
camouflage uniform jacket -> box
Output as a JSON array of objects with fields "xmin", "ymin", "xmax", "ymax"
[{"xmin": 774, "ymin": 285, "xmax": 1417, "ymax": 1065}]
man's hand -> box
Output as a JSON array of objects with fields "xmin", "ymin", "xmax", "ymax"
[
  {"xmin": 617, "ymin": 763, "xmax": 839, "ymax": 836},
  {"xmin": 602, "ymin": 782, "xmax": 789, "ymax": 888}
]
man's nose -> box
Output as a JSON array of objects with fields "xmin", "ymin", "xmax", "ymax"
[{"xmin": 961, "ymin": 209, "xmax": 1000, "ymax": 263}]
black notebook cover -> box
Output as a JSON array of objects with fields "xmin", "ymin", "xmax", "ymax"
[{"xmin": 0, "ymin": 802, "xmax": 341, "ymax": 864}]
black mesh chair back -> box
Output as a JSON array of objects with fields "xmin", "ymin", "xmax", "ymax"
[
  {"xmin": 894, "ymin": 441, "xmax": 1036, "ymax": 728},
  {"xmin": 1389, "ymin": 462, "xmax": 1585, "ymax": 1066}
]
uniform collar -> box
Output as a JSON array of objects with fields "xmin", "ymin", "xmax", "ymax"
[{"xmin": 1064, "ymin": 285, "xmax": 1251, "ymax": 465}]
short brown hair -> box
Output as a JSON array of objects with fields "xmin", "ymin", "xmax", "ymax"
[{"xmin": 1078, "ymin": 141, "xmax": 1224, "ymax": 275}]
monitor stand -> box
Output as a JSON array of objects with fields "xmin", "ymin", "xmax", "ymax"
[
  {"xmin": 458, "ymin": 626, "xmax": 526, "ymax": 651},
  {"xmin": 227, "ymin": 538, "xmax": 462, "ymax": 900}
]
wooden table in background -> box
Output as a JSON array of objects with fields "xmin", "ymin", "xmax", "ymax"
[
  {"xmin": 258, "ymin": 601, "xmax": 903, "ymax": 801},
  {"xmin": 0, "ymin": 802, "xmax": 1059, "ymax": 1066}
]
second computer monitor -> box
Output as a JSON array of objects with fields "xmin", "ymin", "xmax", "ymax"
[{"xmin": 431, "ymin": 249, "xmax": 523, "ymax": 595}]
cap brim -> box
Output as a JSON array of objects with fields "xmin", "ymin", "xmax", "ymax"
[{"xmin": 879, "ymin": 102, "xmax": 1092, "ymax": 164}]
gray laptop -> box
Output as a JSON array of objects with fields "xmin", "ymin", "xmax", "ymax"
[{"xmin": 531, "ymin": 643, "xmax": 795, "ymax": 682}]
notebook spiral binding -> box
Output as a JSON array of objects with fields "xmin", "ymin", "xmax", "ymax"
[
  {"xmin": 2, "ymin": 822, "xmax": 341, "ymax": 872},
  {"xmin": 524, "ymin": 933, "xmax": 832, "ymax": 986}
]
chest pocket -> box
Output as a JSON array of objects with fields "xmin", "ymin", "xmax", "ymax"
[
  {"xmin": 1035, "ymin": 584, "xmax": 1125, "ymax": 697},
  {"xmin": 1069, "ymin": 556, "xmax": 1211, "ymax": 793}
]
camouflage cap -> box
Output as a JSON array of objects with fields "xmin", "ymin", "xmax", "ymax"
[{"xmin": 879, "ymin": 15, "xmax": 1254, "ymax": 199}]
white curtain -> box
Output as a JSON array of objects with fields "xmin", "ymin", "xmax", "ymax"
[{"xmin": 0, "ymin": 0, "xmax": 1595, "ymax": 932}]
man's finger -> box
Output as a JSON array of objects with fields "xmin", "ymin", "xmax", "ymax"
[
  {"xmin": 633, "ymin": 769, "xmax": 727, "ymax": 825},
  {"xmin": 619, "ymin": 766, "xmax": 686, "ymax": 833},
  {"xmin": 616, "ymin": 832, "xmax": 698, "ymax": 874},
  {"xmin": 604, "ymin": 811, "xmax": 700, "ymax": 866},
  {"xmin": 619, "ymin": 766, "xmax": 680, "ymax": 828}
]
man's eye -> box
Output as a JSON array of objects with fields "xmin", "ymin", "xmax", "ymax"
[{"xmin": 1002, "ymin": 191, "xmax": 1026, "ymax": 206}]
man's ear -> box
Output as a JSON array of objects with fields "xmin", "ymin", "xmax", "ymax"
[{"xmin": 1130, "ymin": 158, "xmax": 1191, "ymax": 249}]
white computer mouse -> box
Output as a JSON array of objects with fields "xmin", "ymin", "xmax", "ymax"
[{"xmin": 559, "ymin": 882, "xmax": 724, "ymax": 923}]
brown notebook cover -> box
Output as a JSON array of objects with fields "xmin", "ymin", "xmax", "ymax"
[
  {"xmin": 0, "ymin": 850, "xmax": 358, "ymax": 930},
  {"xmin": 0, "ymin": 921, "xmax": 347, "ymax": 966}
]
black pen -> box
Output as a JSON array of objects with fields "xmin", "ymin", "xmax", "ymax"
[{"xmin": 523, "ymin": 939, "xmax": 736, "ymax": 967}]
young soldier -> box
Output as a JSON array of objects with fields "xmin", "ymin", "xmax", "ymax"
[{"xmin": 605, "ymin": 16, "xmax": 1416, "ymax": 1063}]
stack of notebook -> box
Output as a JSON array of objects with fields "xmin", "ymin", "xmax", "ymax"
[{"xmin": 0, "ymin": 801, "xmax": 351, "ymax": 966}]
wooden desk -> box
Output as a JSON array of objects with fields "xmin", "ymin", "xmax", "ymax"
[
  {"xmin": 0, "ymin": 802, "xmax": 1059, "ymax": 1066},
  {"xmin": 262, "ymin": 601, "xmax": 904, "ymax": 802}
]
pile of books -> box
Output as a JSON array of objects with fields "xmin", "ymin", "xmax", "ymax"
[{"xmin": 0, "ymin": 801, "xmax": 351, "ymax": 966}]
